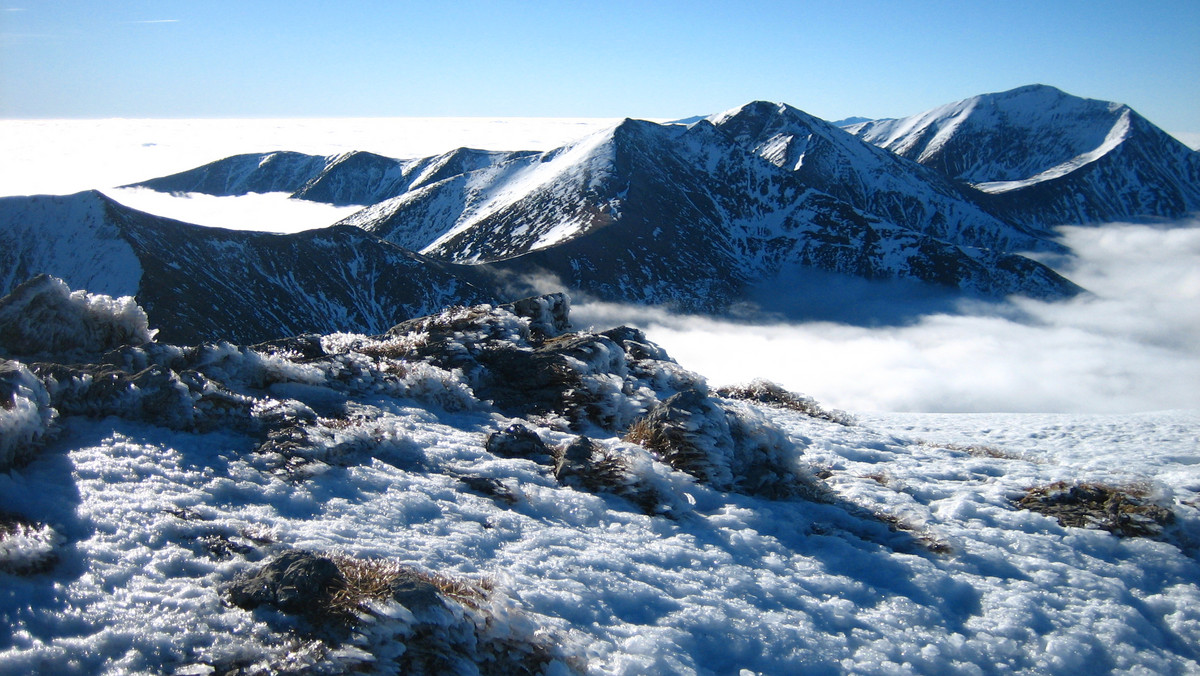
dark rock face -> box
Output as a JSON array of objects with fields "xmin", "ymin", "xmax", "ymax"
[
  {"xmin": 228, "ymin": 550, "xmax": 345, "ymax": 614},
  {"xmin": 485, "ymin": 423, "xmax": 552, "ymax": 464}
]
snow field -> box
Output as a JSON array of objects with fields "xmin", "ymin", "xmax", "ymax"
[{"xmin": 1, "ymin": 380, "xmax": 1197, "ymax": 674}]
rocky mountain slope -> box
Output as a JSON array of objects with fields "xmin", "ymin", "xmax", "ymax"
[
  {"xmin": 336, "ymin": 117, "xmax": 1077, "ymax": 311},
  {"xmin": 2, "ymin": 281, "xmax": 1197, "ymax": 675},
  {"xmin": 845, "ymin": 84, "xmax": 1200, "ymax": 226},
  {"xmin": 27, "ymin": 87, "xmax": 1200, "ymax": 335},
  {"xmin": 0, "ymin": 191, "xmax": 496, "ymax": 344}
]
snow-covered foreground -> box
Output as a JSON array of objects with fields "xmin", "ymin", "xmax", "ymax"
[{"xmin": 1, "ymin": 285, "xmax": 1197, "ymax": 675}]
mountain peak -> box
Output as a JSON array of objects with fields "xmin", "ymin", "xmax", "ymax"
[{"xmin": 847, "ymin": 85, "xmax": 1200, "ymax": 225}]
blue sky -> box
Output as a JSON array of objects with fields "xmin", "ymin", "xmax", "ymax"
[{"xmin": 2, "ymin": 1, "xmax": 1198, "ymax": 133}]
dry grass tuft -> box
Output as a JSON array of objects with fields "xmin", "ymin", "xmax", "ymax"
[
  {"xmin": 327, "ymin": 555, "xmax": 493, "ymax": 621},
  {"xmin": 869, "ymin": 510, "xmax": 953, "ymax": 555},
  {"xmin": 918, "ymin": 440, "xmax": 1028, "ymax": 461},
  {"xmin": 623, "ymin": 416, "xmax": 712, "ymax": 484},
  {"xmin": 717, "ymin": 380, "xmax": 854, "ymax": 426},
  {"xmin": 1017, "ymin": 481, "xmax": 1175, "ymax": 537}
]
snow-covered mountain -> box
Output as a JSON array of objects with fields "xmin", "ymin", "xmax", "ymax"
[
  {"xmin": 0, "ymin": 191, "xmax": 496, "ymax": 343},
  {"xmin": 128, "ymin": 147, "xmax": 535, "ymax": 207},
  {"xmin": 708, "ymin": 100, "xmax": 1055, "ymax": 252},
  {"xmin": 846, "ymin": 84, "xmax": 1200, "ymax": 226},
  {"xmin": 337, "ymin": 117, "xmax": 1078, "ymax": 311}
]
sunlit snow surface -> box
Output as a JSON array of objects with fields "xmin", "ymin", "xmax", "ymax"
[{"xmin": 1, "ymin": 400, "xmax": 1197, "ymax": 674}]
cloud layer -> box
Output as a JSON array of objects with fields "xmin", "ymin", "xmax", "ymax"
[
  {"xmin": 574, "ymin": 220, "xmax": 1200, "ymax": 414},
  {"xmin": 104, "ymin": 188, "xmax": 360, "ymax": 233}
]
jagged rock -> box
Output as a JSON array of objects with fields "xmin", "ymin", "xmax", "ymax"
[
  {"xmin": 485, "ymin": 423, "xmax": 552, "ymax": 464},
  {"xmin": 228, "ymin": 550, "xmax": 345, "ymax": 615},
  {"xmin": 553, "ymin": 436, "xmax": 600, "ymax": 486},
  {"xmin": 383, "ymin": 296, "xmax": 684, "ymax": 431},
  {"xmin": 551, "ymin": 436, "xmax": 664, "ymax": 515},
  {"xmin": 33, "ymin": 362, "xmax": 207, "ymax": 429},
  {"xmin": 502, "ymin": 292, "xmax": 571, "ymax": 340}
]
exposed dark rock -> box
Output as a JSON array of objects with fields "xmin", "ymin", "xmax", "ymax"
[
  {"xmin": 457, "ymin": 475, "xmax": 519, "ymax": 506},
  {"xmin": 550, "ymin": 436, "xmax": 667, "ymax": 516},
  {"xmin": 485, "ymin": 423, "xmax": 552, "ymax": 464},
  {"xmin": 228, "ymin": 550, "xmax": 345, "ymax": 615},
  {"xmin": 501, "ymin": 292, "xmax": 571, "ymax": 340},
  {"xmin": 381, "ymin": 297, "xmax": 683, "ymax": 431}
]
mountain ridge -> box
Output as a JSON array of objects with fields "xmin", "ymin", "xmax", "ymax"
[{"xmin": 0, "ymin": 190, "xmax": 497, "ymax": 343}]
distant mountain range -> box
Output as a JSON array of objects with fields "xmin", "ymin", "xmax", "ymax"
[{"xmin": 4, "ymin": 85, "xmax": 1196, "ymax": 343}]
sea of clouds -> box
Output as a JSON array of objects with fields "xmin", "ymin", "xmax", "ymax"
[
  {"xmin": 576, "ymin": 220, "xmax": 1200, "ymax": 414},
  {"xmin": 4, "ymin": 118, "xmax": 1197, "ymax": 414}
]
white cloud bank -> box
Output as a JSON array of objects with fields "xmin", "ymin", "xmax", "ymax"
[
  {"xmin": 574, "ymin": 220, "xmax": 1200, "ymax": 414},
  {"xmin": 103, "ymin": 188, "xmax": 361, "ymax": 233}
]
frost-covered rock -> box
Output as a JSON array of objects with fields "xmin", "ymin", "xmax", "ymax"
[
  {"xmin": 0, "ymin": 274, "xmax": 155, "ymax": 357},
  {"xmin": 626, "ymin": 388, "xmax": 823, "ymax": 499},
  {"xmin": 381, "ymin": 296, "xmax": 698, "ymax": 431},
  {"xmin": 717, "ymin": 378, "xmax": 855, "ymax": 426},
  {"xmin": 0, "ymin": 360, "xmax": 57, "ymax": 471}
]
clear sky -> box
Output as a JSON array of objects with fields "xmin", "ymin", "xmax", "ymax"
[{"xmin": 2, "ymin": 1, "xmax": 1199, "ymax": 134}]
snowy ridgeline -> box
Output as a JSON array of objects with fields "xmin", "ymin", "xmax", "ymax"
[{"xmin": 1, "ymin": 277, "xmax": 1199, "ymax": 675}]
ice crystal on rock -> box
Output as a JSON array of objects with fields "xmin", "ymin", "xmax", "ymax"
[
  {"xmin": 0, "ymin": 360, "xmax": 57, "ymax": 471},
  {"xmin": 0, "ymin": 274, "xmax": 155, "ymax": 358}
]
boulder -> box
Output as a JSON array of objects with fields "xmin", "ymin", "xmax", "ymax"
[{"xmin": 228, "ymin": 550, "xmax": 344, "ymax": 615}]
